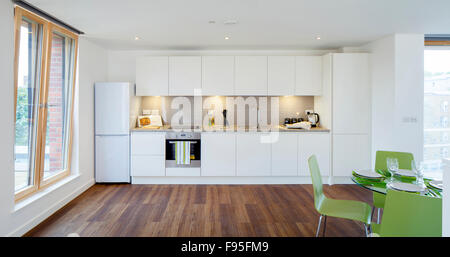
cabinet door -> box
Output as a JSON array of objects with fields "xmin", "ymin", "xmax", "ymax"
[
  {"xmin": 295, "ymin": 56, "xmax": 322, "ymax": 95},
  {"xmin": 131, "ymin": 132, "xmax": 165, "ymax": 155},
  {"xmin": 169, "ymin": 56, "xmax": 201, "ymax": 95},
  {"xmin": 236, "ymin": 133, "xmax": 271, "ymax": 176},
  {"xmin": 333, "ymin": 134, "xmax": 370, "ymax": 176},
  {"xmin": 95, "ymin": 136, "xmax": 130, "ymax": 182},
  {"xmin": 136, "ymin": 56, "xmax": 169, "ymax": 96},
  {"xmin": 235, "ymin": 56, "xmax": 268, "ymax": 95},
  {"xmin": 201, "ymin": 133, "xmax": 236, "ymax": 176},
  {"xmin": 268, "ymin": 56, "xmax": 295, "ymax": 95},
  {"xmin": 332, "ymin": 53, "xmax": 370, "ymax": 134},
  {"xmin": 131, "ymin": 155, "xmax": 165, "ymax": 176},
  {"xmin": 298, "ymin": 133, "xmax": 331, "ymax": 176},
  {"xmin": 202, "ymin": 56, "xmax": 234, "ymax": 96},
  {"xmin": 271, "ymin": 133, "xmax": 298, "ymax": 176}
]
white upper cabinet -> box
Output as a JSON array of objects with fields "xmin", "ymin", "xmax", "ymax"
[
  {"xmin": 268, "ymin": 56, "xmax": 295, "ymax": 96},
  {"xmin": 332, "ymin": 53, "xmax": 370, "ymax": 134},
  {"xmin": 135, "ymin": 56, "xmax": 169, "ymax": 96},
  {"xmin": 202, "ymin": 56, "xmax": 234, "ymax": 96},
  {"xmin": 295, "ymin": 56, "xmax": 322, "ymax": 95},
  {"xmin": 234, "ymin": 56, "xmax": 268, "ymax": 95},
  {"xmin": 169, "ymin": 56, "xmax": 202, "ymax": 95}
]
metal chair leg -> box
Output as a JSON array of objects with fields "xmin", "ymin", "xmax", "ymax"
[
  {"xmin": 364, "ymin": 224, "xmax": 369, "ymax": 237},
  {"xmin": 315, "ymin": 215, "xmax": 323, "ymax": 237},
  {"xmin": 377, "ymin": 208, "xmax": 381, "ymax": 224},
  {"xmin": 322, "ymin": 216, "xmax": 327, "ymax": 237},
  {"xmin": 371, "ymin": 207, "xmax": 375, "ymax": 222}
]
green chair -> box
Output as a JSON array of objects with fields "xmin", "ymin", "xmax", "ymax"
[
  {"xmin": 308, "ymin": 155, "xmax": 372, "ymax": 237},
  {"xmin": 373, "ymin": 151, "xmax": 414, "ymax": 223},
  {"xmin": 371, "ymin": 189, "xmax": 442, "ymax": 237}
]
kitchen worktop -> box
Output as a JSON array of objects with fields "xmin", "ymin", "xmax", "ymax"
[{"xmin": 131, "ymin": 125, "xmax": 330, "ymax": 133}]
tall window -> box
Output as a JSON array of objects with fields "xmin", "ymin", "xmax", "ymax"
[
  {"xmin": 423, "ymin": 48, "xmax": 450, "ymax": 180},
  {"xmin": 14, "ymin": 7, "xmax": 78, "ymax": 201}
]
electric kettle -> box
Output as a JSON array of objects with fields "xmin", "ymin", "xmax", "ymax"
[{"xmin": 307, "ymin": 112, "xmax": 320, "ymax": 127}]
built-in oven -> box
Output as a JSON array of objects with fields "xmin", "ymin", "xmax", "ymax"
[{"xmin": 165, "ymin": 132, "xmax": 201, "ymax": 168}]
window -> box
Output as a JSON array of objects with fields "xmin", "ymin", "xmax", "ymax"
[
  {"xmin": 14, "ymin": 7, "xmax": 78, "ymax": 201},
  {"xmin": 424, "ymin": 48, "xmax": 450, "ymax": 180}
]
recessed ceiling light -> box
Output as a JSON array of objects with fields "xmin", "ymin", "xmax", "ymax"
[
  {"xmin": 224, "ymin": 36, "xmax": 230, "ymax": 40},
  {"xmin": 134, "ymin": 36, "xmax": 140, "ymax": 40},
  {"xmin": 316, "ymin": 36, "xmax": 321, "ymax": 40}
]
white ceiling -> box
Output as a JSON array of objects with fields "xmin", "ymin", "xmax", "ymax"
[{"xmin": 28, "ymin": 0, "xmax": 450, "ymax": 50}]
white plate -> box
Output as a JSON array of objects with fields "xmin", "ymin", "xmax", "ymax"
[
  {"xmin": 353, "ymin": 169, "xmax": 383, "ymax": 179},
  {"xmin": 429, "ymin": 180, "xmax": 443, "ymax": 190},
  {"xmin": 395, "ymin": 169, "xmax": 416, "ymax": 177},
  {"xmin": 389, "ymin": 182, "xmax": 425, "ymax": 193}
]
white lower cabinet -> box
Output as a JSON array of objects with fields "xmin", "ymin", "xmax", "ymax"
[
  {"xmin": 201, "ymin": 133, "xmax": 236, "ymax": 176},
  {"xmin": 298, "ymin": 133, "xmax": 331, "ymax": 176},
  {"xmin": 271, "ymin": 133, "xmax": 298, "ymax": 176},
  {"xmin": 131, "ymin": 155, "xmax": 165, "ymax": 176},
  {"xmin": 333, "ymin": 134, "xmax": 370, "ymax": 176},
  {"xmin": 236, "ymin": 133, "xmax": 271, "ymax": 176},
  {"xmin": 131, "ymin": 132, "xmax": 166, "ymax": 177}
]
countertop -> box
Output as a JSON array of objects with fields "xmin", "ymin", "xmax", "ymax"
[{"xmin": 131, "ymin": 125, "xmax": 330, "ymax": 133}]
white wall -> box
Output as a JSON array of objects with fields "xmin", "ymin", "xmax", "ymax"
[
  {"xmin": 0, "ymin": 0, "xmax": 108, "ymax": 235},
  {"xmin": 362, "ymin": 34, "xmax": 424, "ymax": 163}
]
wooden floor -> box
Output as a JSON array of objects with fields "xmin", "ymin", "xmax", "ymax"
[{"xmin": 25, "ymin": 184, "xmax": 373, "ymax": 237}]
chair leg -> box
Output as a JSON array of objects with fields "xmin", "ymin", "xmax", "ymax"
[
  {"xmin": 371, "ymin": 207, "xmax": 375, "ymax": 222},
  {"xmin": 364, "ymin": 224, "xmax": 369, "ymax": 237},
  {"xmin": 377, "ymin": 208, "xmax": 381, "ymax": 224},
  {"xmin": 322, "ymin": 216, "xmax": 327, "ymax": 237},
  {"xmin": 315, "ymin": 215, "xmax": 323, "ymax": 237}
]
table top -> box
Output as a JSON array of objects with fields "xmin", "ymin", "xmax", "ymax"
[{"xmin": 351, "ymin": 172, "xmax": 442, "ymax": 198}]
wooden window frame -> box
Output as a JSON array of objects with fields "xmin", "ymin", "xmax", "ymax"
[{"xmin": 14, "ymin": 6, "xmax": 78, "ymax": 202}]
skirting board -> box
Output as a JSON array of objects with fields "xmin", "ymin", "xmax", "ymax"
[
  {"xmin": 132, "ymin": 176, "xmax": 353, "ymax": 185},
  {"xmin": 8, "ymin": 179, "xmax": 95, "ymax": 237}
]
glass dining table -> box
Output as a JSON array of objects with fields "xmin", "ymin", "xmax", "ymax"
[{"xmin": 351, "ymin": 172, "xmax": 442, "ymax": 198}]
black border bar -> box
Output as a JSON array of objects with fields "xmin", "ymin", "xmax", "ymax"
[{"xmin": 12, "ymin": 0, "xmax": 84, "ymax": 35}]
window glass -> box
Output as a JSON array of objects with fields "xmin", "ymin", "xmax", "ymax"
[{"xmin": 14, "ymin": 18, "xmax": 43, "ymax": 191}]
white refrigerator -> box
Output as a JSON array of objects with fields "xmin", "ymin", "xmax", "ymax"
[{"xmin": 94, "ymin": 82, "xmax": 130, "ymax": 183}]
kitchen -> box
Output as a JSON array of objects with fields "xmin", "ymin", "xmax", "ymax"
[{"xmin": 0, "ymin": 0, "xmax": 448, "ymax": 243}]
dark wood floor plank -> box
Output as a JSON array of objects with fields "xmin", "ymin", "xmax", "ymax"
[{"xmin": 25, "ymin": 184, "xmax": 372, "ymax": 237}]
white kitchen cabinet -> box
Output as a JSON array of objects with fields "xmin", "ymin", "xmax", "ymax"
[
  {"xmin": 333, "ymin": 134, "xmax": 370, "ymax": 176},
  {"xmin": 268, "ymin": 56, "xmax": 295, "ymax": 95},
  {"xmin": 131, "ymin": 132, "xmax": 165, "ymax": 155},
  {"xmin": 169, "ymin": 56, "xmax": 201, "ymax": 95},
  {"xmin": 234, "ymin": 56, "xmax": 268, "ymax": 95},
  {"xmin": 332, "ymin": 53, "xmax": 370, "ymax": 134},
  {"xmin": 131, "ymin": 155, "xmax": 165, "ymax": 176},
  {"xmin": 236, "ymin": 133, "xmax": 271, "ymax": 176},
  {"xmin": 271, "ymin": 133, "xmax": 298, "ymax": 176},
  {"xmin": 295, "ymin": 56, "xmax": 322, "ymax": 95},
  {"xmin": 131, "ymin": 132, "xmax": 165, "ymax": 177},
  {"xmin": 202, "ymin": 56, "xmax": 234, "ymax": 96},
  {"xmin": 201, "ymin": 133, "xmax": 236, "ymax": 176},
  {"xmin": 298, "ymin": 133, "xmax": 331, "ymax": 176},
  {"xmin": 135, "ymin": 56, "xmax": 169, "ymax": 96}
]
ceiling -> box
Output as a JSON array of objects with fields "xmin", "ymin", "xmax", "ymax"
[{"xmin": 27, "ymin": 0, "xmax": 450, "ymax": 50}]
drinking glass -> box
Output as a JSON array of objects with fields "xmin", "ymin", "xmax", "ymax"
[
  {"xmin": 411, "ymin": 160, "xmax": 425, "ymax": 187},
  {"xmin": 387, "ymin": 157, "xmax": 399, "ymax": 182}
]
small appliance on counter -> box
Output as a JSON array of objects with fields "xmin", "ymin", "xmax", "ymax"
[
  {"xmin": 306, "ymin": 112, "xmax": 320, "ymax": 127},
  {"xmin": 284, "ymin": 117, "xmax": 304, "ymax": 125},
  {"xmin": 137, "ymin": 109, "xmax": 163, "ymax": 129}
]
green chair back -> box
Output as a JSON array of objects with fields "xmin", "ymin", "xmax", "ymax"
[
  {"xmin": 308, "ymin": 155, "xmax": 325, "ymax": 211},
  {"xmin": 373, "ymin": 151, "xmax": 415, "ymax": 209},
  {"xmin": 379, "ymin": 190, "xmax": 442, "ymax": 237},
  {"xmin": 375, "ymin": 150, "xmax": 414, "ymax": 171}
]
